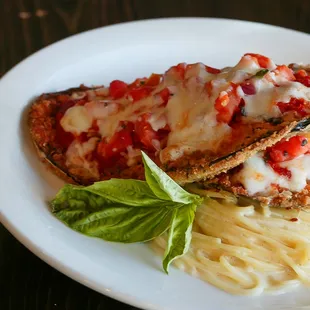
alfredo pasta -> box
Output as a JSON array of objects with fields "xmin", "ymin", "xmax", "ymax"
[{"xmin": 153, "ymin": 190, "xmax": 310, "ymax": 296}]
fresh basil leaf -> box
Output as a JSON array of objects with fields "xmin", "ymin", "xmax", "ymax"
[
  {"xmin": 51, "ymin": 152, "xmax": 204, "ymax": 273},
  {"xmin": 54, "ymin": 209, "xmax": 90, "ymax": 226},
  {"xmin": 54, "ymin": 205, "xmax": 173, "ymax": 243},
  {"xmin": 51, "ymin": 184, "xmax": 110, "ymax": 213},
  {"xmin": 141, "ymin": 151, "xmax": 202, "ymax": 205},
  {"xmin": 51, "ymin": 179, "xmax": 170, "ymax": 212},
  {"xmin": 84, "ymin": 179, "xmax": 165, "ymax": 206},
  {"xmin": 162, "ymin": 203, "xmax": 196, "ymax": 273},
  {"xmin": 255, "ymin": 69, "xmax": 269, "ymax": 77}
]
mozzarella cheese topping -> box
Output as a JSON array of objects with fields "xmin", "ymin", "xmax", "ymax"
[
  {"xmin": 60, "ymin": 54, "xmax": 310, "ymax": 164},
  {"xmin": 65, "ymin": 137, "xmax": 99, "ymax": 178},
  {"xmin": 61, "ymin": 106, "xmax": 93, "ymax": 135},
  {"xmin": 233, "ymin": 153, "xmax": 310, "ymax": 195},
  {"xmin": 243, "ymin": 78, "xmax": 281, "ymax": 118}
]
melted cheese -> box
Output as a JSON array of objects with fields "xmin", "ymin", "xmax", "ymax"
[
  {"xmin": 234, "ymin": 153, "xmax": 310, "ymax": 195},
  {"xmin": 161, "ymin": 78, "xmax": 231, "ymax": 161},
  {"xmin": 148, "ymin": 109, "xmax": 167, "ymax": 131},
  {"xmin": 61, "ymin": 106, "xmax": 93, "ymax": 135},
  {"xmin": 276, "ymin": 81, "xmax": 310, "ymax": 103},
  {"xmin": 126, "ymin": 146, "xmax": 141, "ymax": 166},
  {"xmin": 59, "ymin": 54, "xmax": 310, "ymax": 164},
  {"xmin": 280, "ymin": 155, "xmax": 310, "ymax": 192},
  {"xmin": 85, "ymin": 101, "xmax": 118, "ymax": 119},
  {"xmin": 217, "ymin": 55, "xmax": 260, "ymax": 84},
  {"xmin": 243, "ymin": 78, "xmax": 281, "ymax": 118},
  {"xmin": 65, "ymin": 137, "xmax": 99, "ymax": 178},
  {"xmin": 243, "ymin": 78, "xmax": 310, "ymax": 120},
  {"xmin": 184, "ymin": 63, "xmax": 213, "ymax": 82},
  {"xmin": 97, "ymin": 95, "xmax": 156, "ymax": 139},
  {"xmin": 234, "ymin": 55, "xmax": 262, "ymax": 73}
]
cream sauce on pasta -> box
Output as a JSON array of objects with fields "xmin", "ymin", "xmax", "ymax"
[{"xmin": 152, "ymin": 190, "xmax": 310, "ymax": 296}]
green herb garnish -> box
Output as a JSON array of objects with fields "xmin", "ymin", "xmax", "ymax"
[
  {"xmin": 255, "ymin": 69, "xmax": 269, "ymax": 77},
  {"xmin": 51, "ymin": 151, "xmax": 203, "ymax": 273}
]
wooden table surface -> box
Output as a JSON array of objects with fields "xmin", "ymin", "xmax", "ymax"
[{"xmin": 2, "ymin": 0, "xmax": 310, "ymax": 309}]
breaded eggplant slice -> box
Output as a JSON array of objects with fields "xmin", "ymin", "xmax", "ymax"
[
  {"xmin": 29, "ymin": 86, "xmax": 309, "ymax": 186},
  {"xmin": 29, "ymin": 56, "xmax": 310, "ymax": 185},
  {"xmin": 28, "ymin": 86, "xmax": 145, "ymax": 185},
  {"xmin": 165, "ymin": 118, "xmax": 307, "ymax": 185},
  {"xmin": 203, "ymin": 133, "xmax": 310, "ymax": 208}
]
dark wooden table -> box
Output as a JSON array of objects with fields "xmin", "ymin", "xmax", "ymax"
[{"xmin": 2, "ymin": 0, "xmax": 310, "ymax": 309}]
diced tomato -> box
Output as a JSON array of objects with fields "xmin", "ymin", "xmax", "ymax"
[
  {"xmin": 156, "ymin": 87, "xmax": 171, "ymax": 106},
  {"xmin": 296, "ymin": 69, "xmax": 307, "ymax": 78},
  {"xmin": 166, "ymin": 63, "xmax": 186, "ymax": 80},
  {"xmin": 295, "ymin": 70, "xmax": 310, "ymax": 87},
  {"xmin": 215, "ymin": 84, "xmax": 241, "ymax": 123},
  {"xmin": 205, "ymin": 65, "xmax": 221, "ymax": 74},
  {"xmin": 127, "ymin": 87, "xmax": 153, "ymax": 102},
  {"xmin": 275, "ymin": 65, "xmax": 296, "ymax": 81},
  {"xmin": 92, "ymin": 150, "xmax": 128, "ymax": 173},
  {"xmin": 109, "ymin": 80, "xmax": 128, "ymax": 99},
  {"xmin": 146, "ymin": 73, "xmax": 162, "ymax": 86},
  {"xmin": 97, "ymin": 122, "xmax": 133, "ymax": 158},
  {"xmin": 55, "ymin": 112, "xmax": 74, "ymax": 148},
  {"xmin": 267, "ymin": 161, "xmax": 292, "ymax": 179},
  {"xmin": 128, "ymin": 78, "xmax": 147, "ymax": 89},
  {"xmin": 267, "ymin": 135, "xmax": 310, "ymax": 163},
  {"xmin": 245, "ymin": 53, "xmax": 271, "ymax": 68},
  {"xmin": 298, "ymin": 76, "xmax": 310, "ymax": 87},
  {"xmin": 134, "ymin": 114, "xmax": 159, "ymax": 151},
  {"xmin": 277, "ymin": 97, "xmax": 308, "ymax": 117},
  {"xmin": 55, "ymin": 124, "xmax": 74, "ymax": 148}
]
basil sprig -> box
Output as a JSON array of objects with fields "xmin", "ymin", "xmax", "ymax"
[{"xmin": 51, "ymin": 152, "xmax": 203, "ymax": 273}]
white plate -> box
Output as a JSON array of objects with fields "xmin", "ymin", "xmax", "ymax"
[{"xmin": 1, "ymin": 18, "xmax": 310, "ymax": 310}]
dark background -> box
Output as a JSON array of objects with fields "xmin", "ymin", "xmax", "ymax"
[{"xmin": 1, "ymin": 0, "xmax": 310, "ymax": 309}]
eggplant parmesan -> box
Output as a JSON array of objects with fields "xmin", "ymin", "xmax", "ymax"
[
  {"xmin": 29, "ymin": 53, "xmax": 310, "ymax": 185},
  {"xmin": 204, "ymin": 133, "xmax": 310, "ymax": 208}
]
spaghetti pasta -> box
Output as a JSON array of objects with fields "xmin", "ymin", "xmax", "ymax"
[{"xmin": 152, "ymin": 189, "xmax": 310, "ymax": 296}]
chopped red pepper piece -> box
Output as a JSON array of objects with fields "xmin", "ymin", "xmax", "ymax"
[
  {"xmin": 146, "ymin": 73, "xmax": 162, "ymax": 86},
  {"xmin": 295, "ymin": 70, "xmax": 310, "ymax": 87},
  {"xmin": 127, "ymin": 87, "xmax": 153, "ymax": 102},
  {"xmin": 134, "ymin": 114, "xmax": 159, "ymax": 151},
  {"xmin": 275, "ymin": 65, "xmax": 296, "ymax": 81},
  {"xmin": 97, "ymin": 122, "xmax": 134, "ymax": 158},
  {"xmin": 277, "ymin": 97, "xmax": 308, "ymax": 117},
  {"xmin": 109, "ymin": 80, "xmax": 128, "ymax": 99},
  {"xmin": 215, "ymin": 84, "xmax": 241, "ymax": 123},
  {"xmin": 267, "ymin": 135, "xmax": 310, "ymax": 163},
  {"xmin": 156, "ymin": 87, "xmax": 171, "ymax": 106}
]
